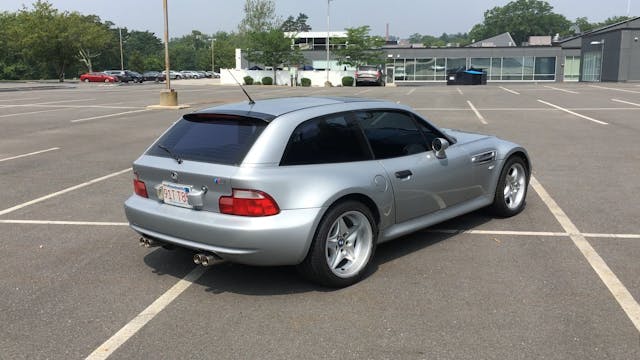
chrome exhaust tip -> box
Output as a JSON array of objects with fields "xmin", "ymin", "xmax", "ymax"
[
  {"xmin": 193, "ymin": 254, "xmax": 203, "ymax": 265},
  {"xmin": 201, "ymin": 255, "xmax": 216, "ymax": 266},
  {"xmin": 139, "ymin": 237, "xmax": 146, "ymax": 247}
]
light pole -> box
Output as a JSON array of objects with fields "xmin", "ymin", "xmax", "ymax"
[
  {"xmin": 160, "ymin": 0, "xmax": 178, "ymax": 106},
  {"xmin": 119, "ymin": 28, "xmax": 124, "ymax": 71},
  {"xmin": 326, "ymin": 0, "xmax": 332, "ymax": 85},
  {"xmin": 211, "ymin": 38, "xmax": 216, "ymax": 74}
]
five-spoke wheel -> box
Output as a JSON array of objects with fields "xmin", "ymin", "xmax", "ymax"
[{"xmin": 298, "ymin": 201, "xmax": 377, "ymax": 288}]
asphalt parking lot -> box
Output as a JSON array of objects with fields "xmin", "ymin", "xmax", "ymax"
[{"xmin": 1, "ymin": 80, "xmax": 639, "ymax": 359}]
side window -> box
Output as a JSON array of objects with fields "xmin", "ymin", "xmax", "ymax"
[
  {"xmin": 413, "ymin": 116, "xmax": 440, "ymax": 147},
  {"xmin": 354, "ymin": 110, "xmax": 429, "ymax": 159},
  {"xmin": 281, "ymin": 113, "xmax": 371, "ymax": 165}
]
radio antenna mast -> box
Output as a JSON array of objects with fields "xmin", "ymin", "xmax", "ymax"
[{"xmin": 227, "ymin": 70, "xmax": 255, "ymax": 105}]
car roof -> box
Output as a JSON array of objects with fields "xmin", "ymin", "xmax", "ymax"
[{"xmin": 195, "ymin": 97, "xmax": 384, "ymax": 120}]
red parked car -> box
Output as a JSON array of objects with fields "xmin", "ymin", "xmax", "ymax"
[{"xmin": 80, "ymin": 72, "xmax": 118, "ymax": 83}]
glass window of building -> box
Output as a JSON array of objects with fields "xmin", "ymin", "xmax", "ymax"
[
  {"xmin": 502, "ymin": 57, "xmax": 524, "ymax": 80},
  {"xmin": 490, "ymin": 58, "xmax": 502, "ymax": 80},
  {"xmin": 534, "ymin": 57, "xmax": 556, "ymax": 80},
  {"xmin": 446, "ymin": 58, "xmax": 466, "ymax": 73},
  {"xmin": 523, "ymin": 56, "xmax": 534, "ymax": 80},
  {"xmin": 415, "ymin": 58, "xmax": 434, "ymax": 81},
  {"xmin": 563, "ymin": 56, "xmax": 580, "ymax": 81}
]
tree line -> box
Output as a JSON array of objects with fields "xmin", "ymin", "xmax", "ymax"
[{"xmin": 0, "ymin": 0, "xmax": 634, "ymax": 80}]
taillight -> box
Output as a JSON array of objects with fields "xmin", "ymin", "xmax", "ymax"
[
  {"xmin": 219, "ymin": 189, "xmax": 279, "ymax": 217},
  {"xmin": 133, "ymin": 174, "xmax": 148, "ymax": 198}
]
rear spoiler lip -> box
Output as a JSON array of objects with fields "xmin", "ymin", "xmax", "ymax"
[{"xmin": 185, "ymin": 110, "xmax": 276, "ymax": 122}]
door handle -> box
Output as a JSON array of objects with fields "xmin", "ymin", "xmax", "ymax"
[{"xmin": 395, "ymin": 170, "xmax": 413, "ymax": 179}]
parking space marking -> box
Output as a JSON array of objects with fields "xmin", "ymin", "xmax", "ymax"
[
  {"xmin": 0, "ymin": 168, "xmax": 130, "ymax": 216},
  {"xmin": 0, "ymin": 108, "xmax": 68, "ymax": 118},
  {"xmin": 612, "ymin": 98, "xmax": 640, "ymax": 107},
  {"xmin": 590, "ymin": 85, "xmax": 640, "ymax": 94},
  {"xmin": 0, "ymin": 220, "xmax": 128, "ymax": 226},
  {"xmin": 537, "ymin": 100, "xmax": 608, "ymax": 125},
  {"xmin": 456, "ymin": 87, "xmax": 463, "ymax": 95},
  {"xmin": 499, "ymin": 86, "xmax": 520, "ymax": 95},
  {"xmin": 531, "ymin": 176, "xmax": 640, "ymax": 333},
  {"xmin": 70, "ymin": 109, "xmax": 149, "ymax": 123},
  {"xmin": 0, "ymin": 97, "xmax": 41, "ymax": 102},
  {"xmin": 0, "ymin": 147, "xmax": 60, "ymax": 163},
  {"xmin": 355, "ymin": 88, "xmax": 373, "ymax": 95},
  {"xmin": 406, "ymin": 88, "xmax": 416, "ymax": 95},
  {"xmin": 5, "ymin": 104, "xmax": 143, "ymax": 110},
  {"xmin": 466, "ymin": 101, "xmax": 488, "ymax": 124},
  {"xmin": 544, "ymin": 85, "xmax": 579, "ymax": 94},
  {"xmin": 426, "ymin": 229, "xmax": 640, "ymax": 239},
  {"xmin": 85, "ymin": 266, "xmax": 207, "ymax": 360}
]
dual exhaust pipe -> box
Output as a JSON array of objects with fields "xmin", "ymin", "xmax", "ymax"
[
  {"xmin": 139, "ymin": 236, "xmax": 220, "ymax": 266},
  {"xmin": 193, "ymin": 253, "xmax": 221, "ymax": 266},
  {"xmin": 139, "ymin": 236, "xmax": 160, "ymax": 248}
]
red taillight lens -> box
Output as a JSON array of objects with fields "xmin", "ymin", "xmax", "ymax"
[
  {"xmin": 219, "ymin": 189, "xmax": 279, "ymax": 217},
  {"xmin": 133, "ymin": 177, "xmax": 148, "ymax": 198}
]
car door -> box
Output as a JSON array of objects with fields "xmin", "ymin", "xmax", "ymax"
[{"xmin": 353, "ymin": 110, "xmax": 476, "ymax": 223}]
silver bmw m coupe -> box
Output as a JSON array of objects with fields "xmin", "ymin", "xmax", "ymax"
[{"xmin": 124, "ymin": 97, "xmax": 530, "ymax": 287}]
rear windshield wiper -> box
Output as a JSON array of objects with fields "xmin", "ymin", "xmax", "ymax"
[{"xmin": 157, "ymin": 144, "xmax": 183, "ymax": 164}]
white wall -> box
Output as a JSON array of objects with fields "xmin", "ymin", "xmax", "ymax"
[{"xmin": 220, "ymin": 69, "xmax": 356, "ymax": 87}]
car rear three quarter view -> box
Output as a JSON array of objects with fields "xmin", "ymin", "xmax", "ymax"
[{"xmin": 124, "ymin": 97, "xmax": 531, "ymax": 287}]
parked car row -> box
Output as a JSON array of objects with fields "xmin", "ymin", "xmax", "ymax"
[{"xmin": 79, "ymin": 69, "xmax": 219, "ymax": 83}]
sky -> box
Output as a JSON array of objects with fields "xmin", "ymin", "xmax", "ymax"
[{"xmin": 0, "ymin": 0, "xmax": 636, "ymax": 39}]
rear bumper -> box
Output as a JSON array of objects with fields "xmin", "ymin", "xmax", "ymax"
[{"xmin": 124, "ymin": 195, "xmax": 322, "ymax": 266}]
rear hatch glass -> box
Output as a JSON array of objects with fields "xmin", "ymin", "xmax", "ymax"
[{"xmin": 146, "ymin": 113, "xmax": 268, "ymax": 165}]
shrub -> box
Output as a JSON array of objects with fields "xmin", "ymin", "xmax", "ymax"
[
  {"xmin": 342, "ymin": 76, "xmax": 354, "ymax": 87},
  {"xmin": 243, "ymin": 76, "xmax": 254, "ymax": 85},
  {"xmin": 300, "ymin": 77, "xmax": 311, "ymax": 87},
  {"xmin": 254, "ymin": 81, "xmax": 262, "ymax": 85},
  {"xmin": 261, "ymin": 76, "xmax": 273, "ymax": 85}
]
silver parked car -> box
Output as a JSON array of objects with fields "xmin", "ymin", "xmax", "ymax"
[{"xmin": 124, "ymin": 97, "xmax": 530, "ymax": 287}]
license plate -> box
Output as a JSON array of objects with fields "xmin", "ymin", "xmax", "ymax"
[{"xmin": 161, "ymin": 182, "xmax": 192, "ymax": 208}]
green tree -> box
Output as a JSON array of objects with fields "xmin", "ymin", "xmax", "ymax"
[
  {"xmin": 333, "ymin": 26, "xmax": 385, "ymax": 67},
  {"xmin": 245, "ymin": 28, "xmax": 303, "ymax": 83},
  {"xmin": 469, "ymin": 0, "xmax": 571, "ymax": 45},
  {"xmin": 238, "ymin": 0, "xmax": 278, "ymax": 35},
  {"xmin": 572, "ymin": 16, "xmax": 634, "ymax": 34},
  {"xmin": 281, "ymin": 13, "xmax": 311, "ymax": 32}
]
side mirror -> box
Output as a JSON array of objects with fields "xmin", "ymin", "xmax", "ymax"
[{"xmin": 432, "ymin": 138, "xmax": 450, "ymax": 159}]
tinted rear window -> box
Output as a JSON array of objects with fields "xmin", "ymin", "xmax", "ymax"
[
  {"xmin": 146, "ymin": 115, "xmax": 267, "ymax": 165},
  {"xmin": 358, "ymin": 66, "xmax": 377, "ymax": 71}
]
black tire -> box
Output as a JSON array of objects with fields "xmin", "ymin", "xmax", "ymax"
[
  {"xmin": 491, "ymin": 156, "xmax": 529, "ymax": 217},
  {"xmin": 297, "ymin": 201, "xmax": 377, "ymax": 288}
]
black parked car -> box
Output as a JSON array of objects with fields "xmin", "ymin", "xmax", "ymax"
[
  {"xmin": 103, "ymin": 70, "xmax": 144, "ymax": 83},
  {"xmin": 142, "ymin": 71, "xmax": 166, "ymax": 82}
]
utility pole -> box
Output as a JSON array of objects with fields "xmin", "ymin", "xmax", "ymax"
[
  {"xmin": 326, "ymin": 0, "xmax": 332, "ymax": 85},
  {"xmin": 119, "ymin": 28, "xmax": 124, "ymax": 70},
  {"xmin": 211, "ymin": 38, "xmax": 216, "ymax": 74}
]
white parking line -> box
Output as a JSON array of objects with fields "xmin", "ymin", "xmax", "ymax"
[
  {"xmin": 0, "ymin": 220, "xmax": 128, "ymax": 226},
  {"xmin": 544, "ymin": 85, "xmax": 579, "ymax": 94},
  {"xmin": 499, "ymin": 86, "xmax": 520, "ymax": 95},
  {"xmin": 612, "ymin": 98, "xmax": 640, "ymax": 107},
  {"xmin": 456, "ymin": 87, "xmax": 463, "ymax": 95},
  {"xmin": 85, "ymin": 266, "xmax": 207, "ymax": 360},
  {"xmin": 0, "ymin": 108, "xmax": 68, "ymax": 118},
  {"xmin": 2, "ymin": 220, "xmax": 639, "ymax": 240},
  {"xmin": 0, "ymin": 147, "xmax": 60, "ymax": 163},
  {"xmin": 466, "ymin": 101, "xmax": 488, "ymax": 124},
  {"xmin": 4, "ymin": 104, "xmax": 143, "ymax": 110},
  {"xmin": 590, "ymin": 85, "xmax": 640, "ymax": 94},
  {"xmin": 71, "ymin": 109, "xmax": 149, "ymax": 123},
  {"xmin": 406, "ymin": 88, "xmax": 416, "ymax": 95},
  {"xmin": 425, "ymin": 229, "xmax": 640, "ymax": 239},
  {"xmin": 355, "ymin": 88, "xmax": 373, "ymax": 95},
  {"xmin": 0, "ymin": 97, "xmax": 41, "ymax": 102},
  {"xmin": 0, "ymin": 168, "xmax": 130, "ymax": 216},
  {"xmin": 537, "ymin": 100, "xmax": 608, "ymax": 125},
  {"xmin": 531, "ymin": 176, "xmax": 640, "ymax": 333}
]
